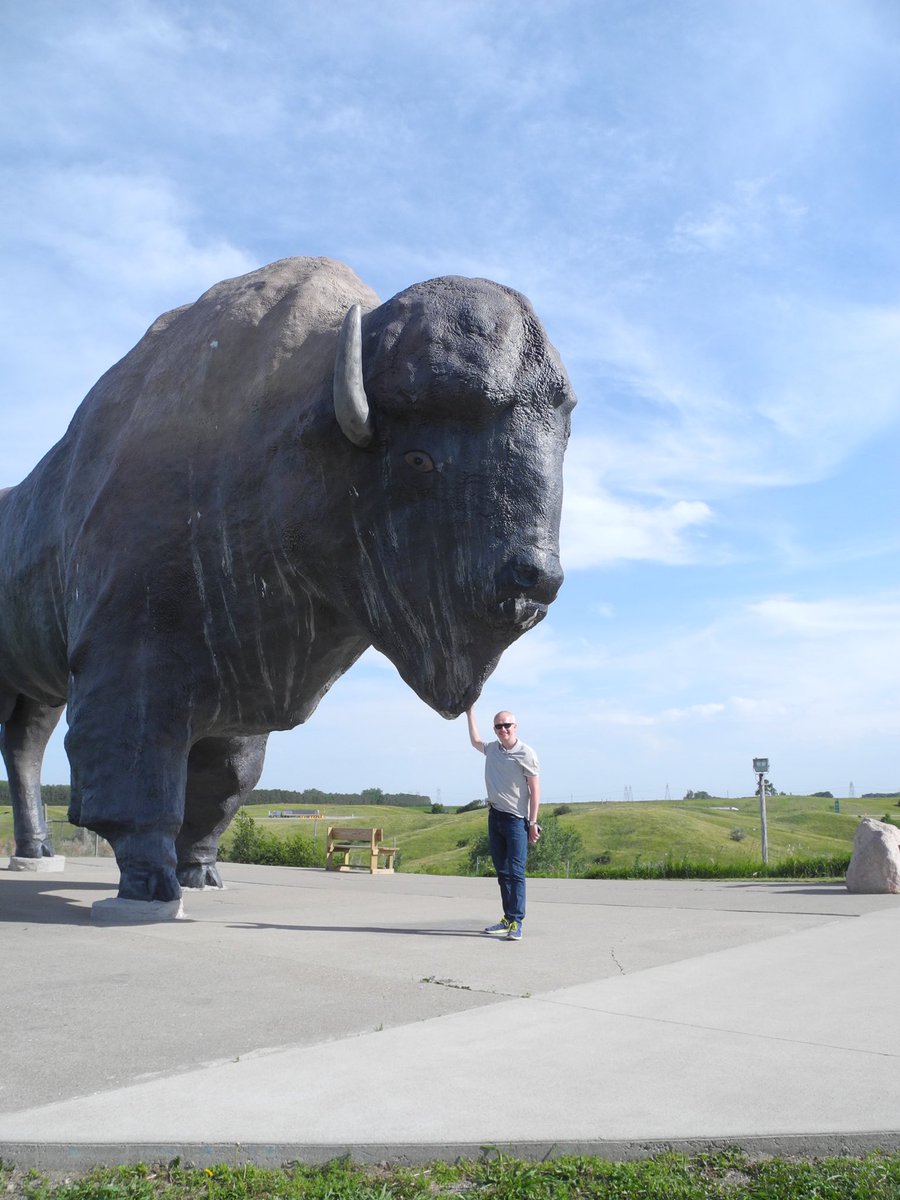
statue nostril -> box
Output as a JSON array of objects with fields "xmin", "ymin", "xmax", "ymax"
[
  {"xmin": 499, "ymin": 556, "xmax": 564, "ymax": 605},
  {"xmin": 510, "ymin": 561, "xmax": 541, "ymax": 589}
]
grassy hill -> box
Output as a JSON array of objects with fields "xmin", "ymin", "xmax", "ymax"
[
  {"xmin": 236, "ymin": 793, "xmax": 895, "ymax": 873},
  {"xmin": 4, "ymin": 792, "xmax": 892, "ymax": 875}
]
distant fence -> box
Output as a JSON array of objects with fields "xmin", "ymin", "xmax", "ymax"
[
  {"xmin": 48, "ymin": 819, "xmax": 112, "ymax": 856},
  {"xmin": 267, "ymin": 809, "xmax": 323, "ymax": 819}
]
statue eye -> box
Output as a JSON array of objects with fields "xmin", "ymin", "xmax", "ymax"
[{"xmin": 404, "ymin": 450, "xmax": 434, "ymax": 473}]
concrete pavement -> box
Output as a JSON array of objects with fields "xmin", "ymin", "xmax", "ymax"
[{"xmin": 2, "ymin": 856, "xmax": 899, "ymax": 1166}]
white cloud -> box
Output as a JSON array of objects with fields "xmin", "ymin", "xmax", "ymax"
[
  {"xmin": 521, "ymin": 587, "xmax": 900, "ymax": 797},
  {"xmin": 754, "ymin": 301, "xmax": 900, "ymax": 460},
  {"xmin": 487, "ymin": 626, "xmax": 610, "ymax": 686},
  {"xmin": 561, "ymin": 484, "xmax": 713, "ymax": 569},
  {"xmin": 750, "ymin": 595, "xmax": 900, "ymax": 637},
  {"xmin": 555, "ymin": 285, "xmax": 900, "ymax": 565},
  {"xmin": 617, "ymin": 591, "xmax": 900, "ymax": 747},
  {"xmin": 577, "ymin": 703, "xmax": 725, "ymax": 728},
  {"xmin": 9, "ymin": 167, "xmax": 254, "ymax": 294},
  {"xmin": 670, "ymin": 177, "xmax": 807, "ymax": 256},
  {"xmin": 560, "ymin": 435, "xmax": 715, "ymax": 568}
]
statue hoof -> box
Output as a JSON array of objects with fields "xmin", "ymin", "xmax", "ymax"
[
  {"xmin": 177, "ymin": 862, "xmax": 224, "ymax": 890},
  {"xmin": 14, "ymin": 840, "xmax": 55, "ymax": 859},
  {"xmin": 117, "ymin": 865, "xmax": 182, "ymax": 903}
]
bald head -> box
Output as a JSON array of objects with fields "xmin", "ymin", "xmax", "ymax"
[{"xmin": 493, "ymin": 710, "xmax": 518, "ymax": 746}]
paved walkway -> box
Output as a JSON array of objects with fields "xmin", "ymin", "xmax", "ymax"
[{"xmin": 2, "ymin": 856, "xmax": 899, "ymax": 1167}]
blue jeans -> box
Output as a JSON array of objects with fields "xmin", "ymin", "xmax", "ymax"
[{"xmin": 488, "ymin": 806, "xmax": 528, "ymax": 924}]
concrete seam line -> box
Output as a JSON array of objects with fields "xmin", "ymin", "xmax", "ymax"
[{"xmin": 528, "ymin": 996, "xmax": 900, "ymax": 1059}]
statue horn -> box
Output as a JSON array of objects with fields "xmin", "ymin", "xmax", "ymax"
[{"xmin": 333, "ymin": 303, "xmax": 374, "ymax": 447}]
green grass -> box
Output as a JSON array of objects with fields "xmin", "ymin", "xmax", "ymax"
[
  {"xmin": 0, "ymin": 807, "xmax": 107, "ymax": 858},
  {"xmin": 240, "ymin": 793, "xmax": 879, "ymax": 877},
  {"xmin": 2, "ymin": 791, "xmax": 888, "ymax": 878},
  {"xmin": 4, "ymin": 1151, "xmax": 900, "ymax": 1199}
]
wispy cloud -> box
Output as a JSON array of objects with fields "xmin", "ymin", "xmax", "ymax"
[
  {"xmin": 670, "ymin": 177, "xmax": 807, "ymax": 257},
  {"xmin": 561, "ymin": 479, "xmax": 713, "ymax": 569},
  {"xmin": 505, "ymin": 587, "xmax": 900, "ymax": 797},
  {"xmin": 9, "ymin": 167, "xmax": 253, "ymax": 292}
]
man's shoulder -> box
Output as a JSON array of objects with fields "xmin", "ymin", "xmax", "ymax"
[
  {"xmin": 510, "ymin": 739, "xmax": 539, "ymax": 771},
  {"xmin": 512, "ymin": 738, "xmax": 537, "ymax": 755}
]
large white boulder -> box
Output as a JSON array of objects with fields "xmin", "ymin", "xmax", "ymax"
[{"xmin": 846, "ymin": 817, "xmax": 900, "ymax": 894}]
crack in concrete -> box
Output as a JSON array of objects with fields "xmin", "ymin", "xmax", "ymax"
[{"xmin": 420, "ymin": 975, "xmax": 529, "ymax": 998}]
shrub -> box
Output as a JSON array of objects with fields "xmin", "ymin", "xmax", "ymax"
[
  {"xmin": 553, "ymin": 804, "xmax": 572, "ymax": 816},
  {"xmin": 583, "ymin": 852, "xmax": 851, "ymax": 881},
  {"xmin": 529, "ymin": 815, "xmax": 585, "ymax": 876},
  {"xmin": 729, "ymin": 827, "xmax": 746, "ymax": 841},
  {"xmin": 467, "ymin": 830, "xmax": 491, "ymax": 873},
  {"xmin": 220, "ymin": 811, "xmax": 324, "ymax": 868},
  {"xmin": 467, "ymin": 815, "xmax": 586, "ymax": 877}
]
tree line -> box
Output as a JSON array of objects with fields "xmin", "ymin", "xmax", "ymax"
[
  {"xmin": 0, "ymin": 782, "xmax": 431, "ymax": 809},
  {"xmin": 252, "ymin": 786, "xmax": 431, "ymax": 808},
  {"xmin": 0, "ymin": 781, "xmax": 71, "ymax": 806}
]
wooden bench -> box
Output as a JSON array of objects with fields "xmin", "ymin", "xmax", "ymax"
[{"xmin": 325, "ymin": 826, "xmax": 397, "ymax": 873}]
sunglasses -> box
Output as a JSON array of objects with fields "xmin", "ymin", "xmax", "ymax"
[{"xmin": 494, "ymin": 722, "xmax": 514, "ymax": 730}]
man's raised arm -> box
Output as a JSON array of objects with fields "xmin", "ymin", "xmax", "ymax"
[{"xmin": 466, "ymin": 706, "xmax": 486, "ymax": 753}]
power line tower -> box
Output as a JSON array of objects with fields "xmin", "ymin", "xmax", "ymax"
[
  {"xmin": 664, "ymin": 783, "xmax": 671, "ymax": 801},
  {"xmin": 624, "ymin": 785, "xmax": 633, "ymax": 802},
  {"xmin": 848, "ymin": 781, "xmax": 855, "ymax": 798}
]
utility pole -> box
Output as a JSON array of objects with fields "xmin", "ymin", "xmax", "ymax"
[{"xmin": 753, "ymin": 757, "xmax": 769, "ymax": 865}]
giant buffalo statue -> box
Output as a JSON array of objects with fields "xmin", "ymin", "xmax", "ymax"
[{"xmin": 0, "ymin": 257, "xmax": 574, "ymax": 906}]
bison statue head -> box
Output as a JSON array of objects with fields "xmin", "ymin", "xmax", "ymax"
[{"xmin": 320, "ymin": 274, "xmax": 575, "ymax": 717}]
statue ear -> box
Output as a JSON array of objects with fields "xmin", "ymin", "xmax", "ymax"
[{"xmin": 333, "ymin": 304, "xmax": 374, "ymax": 447}]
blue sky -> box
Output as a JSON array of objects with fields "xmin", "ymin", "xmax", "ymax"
[{"xmin": 2, "ymin": 0, "xmax": 898, "ymax": 805}]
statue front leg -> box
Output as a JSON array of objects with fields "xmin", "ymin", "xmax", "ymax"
[
  {"xmin": 65, "ymin": 675, "xmax": 192, "ymax": 904},
  {"xmin": 0, "ymin": 693, "xmax": 64, "ymax": 858}
]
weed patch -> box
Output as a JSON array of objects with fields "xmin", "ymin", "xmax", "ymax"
[{"xmin": 4, "ymin": 1152, "xmax": 900, "ymax": 1200}]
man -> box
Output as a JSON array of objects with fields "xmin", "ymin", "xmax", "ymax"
[{"xmin": 466, "ymin": 706, "xmax": 541, "ymax": 941}]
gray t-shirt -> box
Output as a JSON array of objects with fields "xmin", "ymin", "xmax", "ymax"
[{"xmin": 482, "ymin": 739, "xmax": 540, "ymax": 818}]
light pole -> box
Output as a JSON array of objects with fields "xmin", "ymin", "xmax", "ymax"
[{"xmin": 753, "ymin": 757, "xmax": 769, "ymax": 865}]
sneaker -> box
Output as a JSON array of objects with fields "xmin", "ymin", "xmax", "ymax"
[
  {"xmin": 506, "ymin": 920, "xmax": 522, "ymax": 940},
  {"xmin": 484, "ymin": 917, "xmax": 510, "ymax": 934}
]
